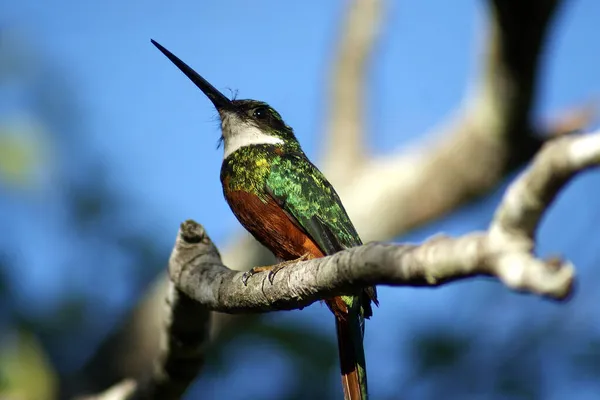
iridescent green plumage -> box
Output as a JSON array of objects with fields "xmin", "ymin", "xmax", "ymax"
[{"xmin": 222, "ymin": 145, "xmax": 366, "ymax": 267}]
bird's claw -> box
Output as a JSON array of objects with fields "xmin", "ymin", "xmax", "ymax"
[
  {"xmin": 241, "ymin": 266, "xmax": 280, "ymax": 285},
  {"xmin": 241, "ymin": 254, "xmax": 310, "ymax": 286},
  {"xmin": 241, "ymin": 270, "xmax": 255, "ymax": 286},
  {"xmin": 267, "ymin": 267, "xmax": 281, "ymax": 284},
  {"xmin": 241, "ymin": 266, "xmax": 269, "ymax": 286}
]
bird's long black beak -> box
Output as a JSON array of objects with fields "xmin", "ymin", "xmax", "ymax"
[{"xmin": 151, "ymin": 39, "xmax": 233, "ymax": 111}]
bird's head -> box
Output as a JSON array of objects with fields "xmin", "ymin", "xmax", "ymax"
[{"xmin": 152, "ymin": 40, "xmax": 300, "ymax": 158}]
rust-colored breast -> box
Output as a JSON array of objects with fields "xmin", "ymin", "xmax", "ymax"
[
  {"xmin": 225, "ymin": 187, "xmax": 349, "ymax": 318},
  {"xmin": 224, "ymin": 188, "xmax": 324, "ymax": 260}
]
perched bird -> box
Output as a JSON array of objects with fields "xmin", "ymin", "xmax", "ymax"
[{"xmin": 152, "ymin": 39, "xmax": 378, "ymax": 400}]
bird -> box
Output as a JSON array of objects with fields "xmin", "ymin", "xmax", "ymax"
[{"xmin": 151, "ymin": 39, "xmax": 378, "ymax": 400}]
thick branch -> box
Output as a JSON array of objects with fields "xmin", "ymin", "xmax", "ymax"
[
  {"xmin": 322, "ymin": 0, "xmax": 382, "ymax": 182},
  {"xmin": 79, "ymin": 285, "xmax": 211, "ymax": 400},
  {"xmin": 88, "ymin": 129, "xmax": 600, "ymax": 399},
  {"xmin": 172, "ymin": 231, "xmax": 571, "ymax": 314},
  {"xmin": 492, "ymin": 133, "xmax": 600, "ymax": 237},
  {"xmin": 125, "ymin": 285, "xmax": 210, "ymax": 400},
  {"xmin": 172, "ymin": 132, "xmax": 599, "ymax": 314},
  {"xmin": 478, "ymin": 0, "xmax": 561, "ymax": 141},
  {"xmin": 335, "ymin": 0, "xmax": 575, "ymax": 240}
]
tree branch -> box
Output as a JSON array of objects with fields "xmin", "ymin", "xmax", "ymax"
[
  {"xmin": 172, "ymin": 133, "xmax": 600, "ymax": 314},
  {"xmin": 171, "ymin": 228, "xmax": 572, "ymax": 314},
  {"xmin": 78, "ymin": 380, "xmax": 137, "ymax": 400},
  {"xmin": 492, "ymin": 133, "xmax": 600, "ymax": 237},
  {"xmin": 93, "ymin": 130, "xmax": 599, "ymax": 399},
  {"xmin": 78, "ymin": 284, "xmax": 211, "ymax": 400},
  {"xmin": 477, "ymin": 0, "xmax": 561, "ymax": 141},
  {"xmin": 333, "ymin": 0, "xmax": 580, "ymax": 240},
  {"xmin": 127, "ymin": 286, "xmax": 210, "ymax": 399},
  {"xmin": 322, "ymin": 0, "xmax": 382, "ymax": 182}
]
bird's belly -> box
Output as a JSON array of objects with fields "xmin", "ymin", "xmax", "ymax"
[{"xmin": 224, "ymin": 189, "xmax": 324, "ymax": 260}]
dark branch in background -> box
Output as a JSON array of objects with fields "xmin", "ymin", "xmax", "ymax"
[
  {"xmin": 128, "ymin": 290, "xmax": 210, "ymax": 399},
  {"xmin": 79, "ymin": 283, "xmax": 211, "ymax": 399},
  {"xmin": 484, "ymin": 0, "xmax": 560, "ymax": 141},
  {"xmin": 322, "ymin": 0, "xmax": 381, "ymax": 182},
  {"xmin": 91, "ymin": 131, "xmax": 600, "ymax": 399},
  {"xmin": 337, "ymin": 0, "xmax": 580, "ymax": 240},
  {"xmin": 72, "ymin": 0, "xmax": 597, "ymax": 397}
]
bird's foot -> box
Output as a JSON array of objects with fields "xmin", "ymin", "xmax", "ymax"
[
  {"xmin": 241, "ymin": 265, "xmax": 272, "ymax": 286},
  {"xmin": 267, "ymin": 253, "xmax": 310, "ymax": 283},
  {"xmin": 241, "ymin": 253, "xmax": 310, "ymax": 286}
]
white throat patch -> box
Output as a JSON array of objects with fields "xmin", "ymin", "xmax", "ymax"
[{"xmin": 221, "ymin": 113, "xmax": 284, "ymax": 158}]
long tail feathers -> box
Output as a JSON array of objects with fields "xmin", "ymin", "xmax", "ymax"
[{"xmin": 335, "ymin": 313, "xmax": 368, "ymax": 400}]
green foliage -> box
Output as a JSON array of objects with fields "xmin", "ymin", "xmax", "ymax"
[
  {"xmin": 0, "ymin": 122, "xmax": 46, "ymax": 188},
  {"xmin": 0, "ymin": 329, "xmax": 56, "ymax": 400}
]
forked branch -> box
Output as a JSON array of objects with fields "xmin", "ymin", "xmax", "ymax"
[
  {"xmin": 88, "ymin": 123, "xmax": 599, "ymax": 400},
  {"xmin": 172, "ymin": 133, "xmax": 600, "ymax": 312}
]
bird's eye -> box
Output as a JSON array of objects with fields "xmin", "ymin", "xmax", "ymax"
[{"xmin": 253, "ymin": 107, "xmax": 268, "ymax": 120}]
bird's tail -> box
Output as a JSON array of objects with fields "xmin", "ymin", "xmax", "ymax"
[{"xmin": 334, "ymin": 301, "xmax": 368, "ymax": 400}]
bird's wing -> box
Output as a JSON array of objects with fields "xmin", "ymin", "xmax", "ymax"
[
  {"xmin": 266, "ymin": 152, "xmax": 379, "ymax": 314},
  {"xmin": 265, "ymin": 153, "xmax": 361, "ymax": 256}
]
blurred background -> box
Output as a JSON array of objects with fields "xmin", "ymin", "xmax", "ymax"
[{"xmin": 1, "ymin": 0, "xmax": 600, "ymax": 399}]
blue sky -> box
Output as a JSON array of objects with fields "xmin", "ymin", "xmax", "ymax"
[
  {"xmin": 4, "ymin": 0, "xmax": 599, "ymax": 242},
  {"xmin": 3, "ymin": 0, "xmax": 600, "ymax": 398}
]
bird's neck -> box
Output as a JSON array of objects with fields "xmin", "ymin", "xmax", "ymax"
[{"xmin": 222, "ymin": 126, "xmax": 285, "ymax": 159}]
